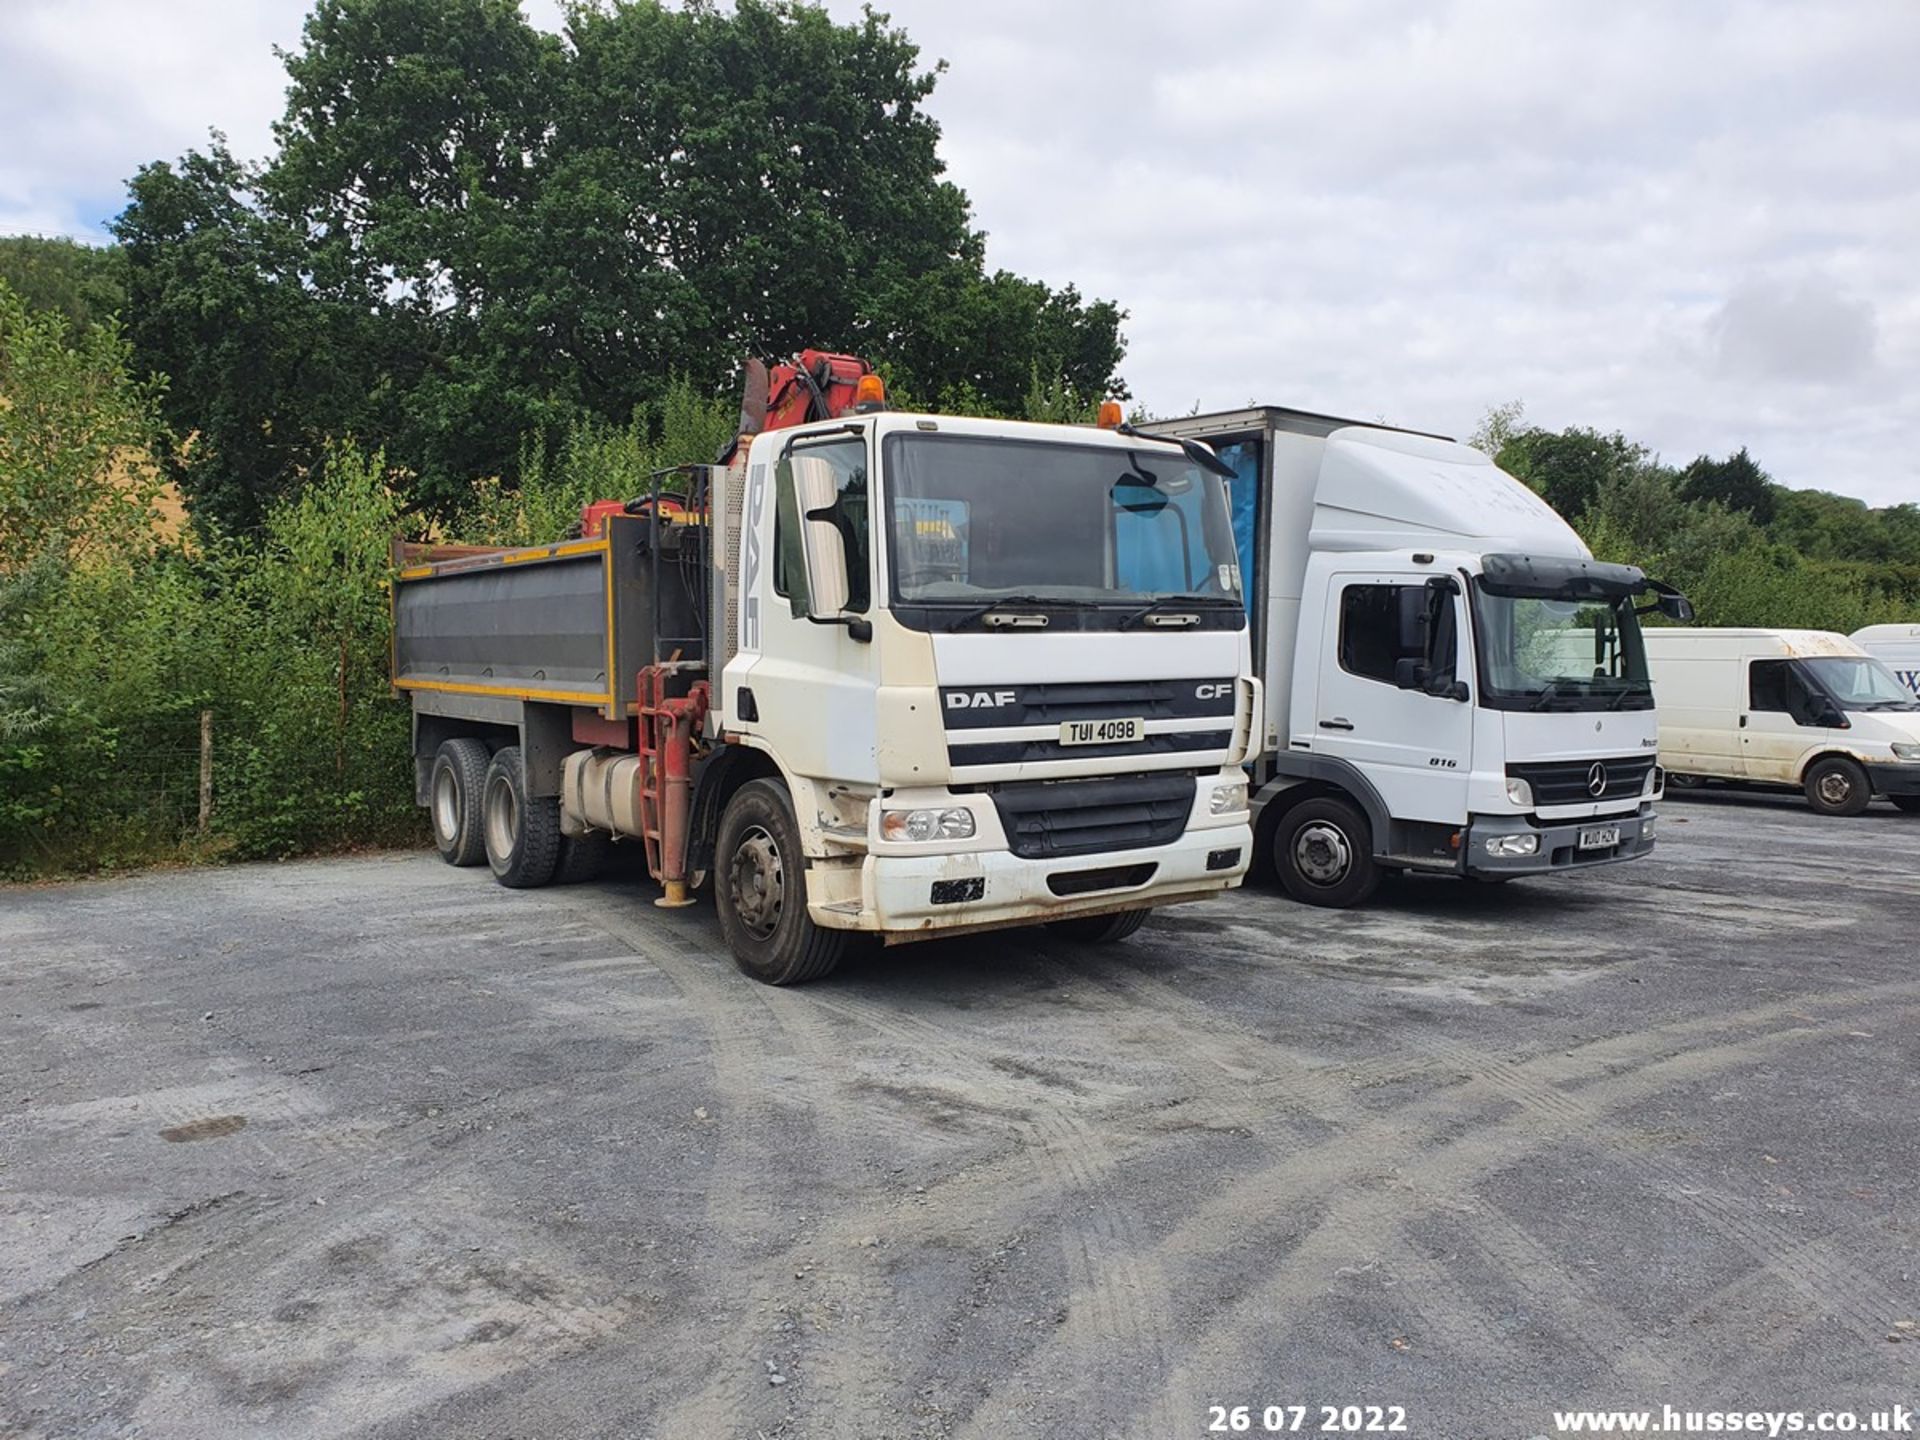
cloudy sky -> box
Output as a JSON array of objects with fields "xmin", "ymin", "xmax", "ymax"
[{"xmin": 3, "ymin": 0, "xmax": 1916, "ymax": 505}]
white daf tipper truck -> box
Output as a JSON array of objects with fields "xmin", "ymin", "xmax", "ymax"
[
  {"xmin": 393, "ymin": 357, "xmax": 1260, "ymax": 983},
  {"xmin": 1138, "ymin": 407, "xmax": 1690, "ymax": 906}
]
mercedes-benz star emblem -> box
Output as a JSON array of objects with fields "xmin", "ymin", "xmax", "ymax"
[{"xmin": 1587, "ymin": 762, "xmax": 1608, "ymax": 797}]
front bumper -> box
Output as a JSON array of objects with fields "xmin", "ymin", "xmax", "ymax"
[
  {"xmin": 1865, "ymin": 762, "xmax": 1920, "ymax": 798},
  {"xmin": 1466, "ymin": 805, "xmax": 1657, "ymax": 876},
  {"xmin": 822, "ymin": 822, "xmax": 1254, "ymax": 939}
]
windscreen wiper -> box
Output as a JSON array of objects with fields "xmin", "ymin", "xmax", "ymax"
[
  {"xmin": 1605, "ymin": 682, "xmax": 1646, "ymax": 710},
  {"xmin": 952, "ymin": 594, "xmax": 1056, "ymax": 627},
  {"xmin": 1120, "ymin": 594, "xmax": 1238, "ymax": 630},
  {"xmin": 1530, "ymin": 679, "xmax": 1567, "ymax": 711}
]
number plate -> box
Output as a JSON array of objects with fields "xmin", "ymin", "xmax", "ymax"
[
  {"xmin": 1578, "ymin": 825, "xmax": 1621, "ymax": 850},
  {"xmin": 1059, "ymin": 717, "xmax": 1144, "ymax": 747}
]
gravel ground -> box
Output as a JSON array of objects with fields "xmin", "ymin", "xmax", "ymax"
[{"xmin": 2, "ymin": 789, "xmax": 1917, "ymax": 1440}]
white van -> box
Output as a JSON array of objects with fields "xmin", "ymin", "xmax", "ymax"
[
  {"xmin": 1643, "ymin": 628, "xmax": 1920, "ymax": 815},
  {"xmin": 1851, "ymin": 624, "xmax": 1920, "ymax": 699}
]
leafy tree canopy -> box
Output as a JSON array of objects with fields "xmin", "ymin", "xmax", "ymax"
[
  {"xmin": 114, "ymin": 0, "xmax": 1127, "ymax": 530},
  {"xmin": 0, "ymin": 236, "xmax": 127, "ymax": 333}
]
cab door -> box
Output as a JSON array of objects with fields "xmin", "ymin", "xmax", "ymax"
[
  {"xmin": 728, "ymin": 432, "xmax": 881, "ymax": 785},
  {"xmin": 1310, "ymin": 573, "xmax": 1474, "ymax": 825},
  {"xmin": 1740, "ymin": 658, "xmax": 1833, "ymax": 783}
]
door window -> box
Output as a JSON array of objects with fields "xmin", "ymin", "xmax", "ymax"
[
  {"xmin": 1339, "ymin": 584, "xmax": 1454, "ymax": 687},
  {"xmin": 1748, "ymin": 659, "xmax": 1791, "ymax": 713},
  {"xmin": 774, "ymin": 437, "xmax": 871, "ymax": 613}
]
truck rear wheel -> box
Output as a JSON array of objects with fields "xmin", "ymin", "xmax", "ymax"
[
  {"xmin": 430, "ymin": 738, "xmax": 490, "ymax": 867},
  {"xmin": 483, "ymin": 746, "xmax": 562, "ymax": 888},
  {"xmin": 1803, "ymin": 756, "xmax": 1871, "ymax": 817},
  {"xmin": 553, "ymin": 832, "xmax": 611, "ymax": 884},
  {"xmin": 1047, "ymin": 909, "xmax": 1151, "ymax": 943},
  {"xmin": 1273, "ymin": 795, "xmax": 1380, "ymax": 908},
  {"xmin": 715, "ymin": 779, "xmax": 846, "ymax": 985}
]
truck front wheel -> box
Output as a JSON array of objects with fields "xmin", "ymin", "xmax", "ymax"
[
  {"xmin": 1273, "ymin": 795, "xmax": 1380, "ymax": 908},
  {"xmin": 715, "ymin": 779, "xmax": 846, "ymax": 985},
  {"xmin": 430, "ymin": 738, "xmax": 490, "ymax": 867},
  {"xmin": 1803, "ymin": 756, "xmax": 1871, "ymax": 817},
  {"xmin": 483, "ymin": 746, "xmax": 562, "ymax": 888},
  {"xmin": 1047, "ymin": 909, "xmax": 1152, "ymax": 943}
]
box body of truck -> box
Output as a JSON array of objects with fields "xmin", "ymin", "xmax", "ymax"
[
  {"xmin": 1139, "ymin": 407, "xmax": 1684, "ymax": 904},
  {"xmin": 393, "ymin": 397, "xmax": 1261, "ymax": 981}
]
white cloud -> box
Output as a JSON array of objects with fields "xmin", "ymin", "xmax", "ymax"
[{"xmin": 2, "ymin": 0, "xmax": 1915, "ymax": 505}]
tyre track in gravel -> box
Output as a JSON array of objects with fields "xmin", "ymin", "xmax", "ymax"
[
  {"xmin": 1010, "ymin": 976, "xmax": 1920, "ymax": 1435},
  {"xmin": 578, "ymin": 902, "xmax": 915, "ymax": 1440},
  {"xmin": 1411, "ymin": 1022, "xmax": 1920, "ymax": 1356}
]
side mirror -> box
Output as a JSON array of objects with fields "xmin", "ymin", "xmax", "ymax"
[
  {"xmin": 1393, "ymin": 657, "xmax": 1428, "ymax": 691},
  {"xmin": 775, "ymin": 452, "xmax": 872, "ymax": 642},
  {"xmin": 1641, "ymin": 579, "xmax": 1693, "ymax": 622}
]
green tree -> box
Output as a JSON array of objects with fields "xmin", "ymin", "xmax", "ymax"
[
  {"xmin": 1678, "ymin": 446, "xmax": 1776, "ymax": 526},
  {"xmin": 0, "ymin": 236, "xmax": 128, "ymax": 333},
  {"xmin": 1494, "ymin": 425, "xmax": 1645, "ymax": 521},
  {"xmin": 0, "ymin": 280, "xmax": 167, "ymax": 570},
  {"xmin": 114, "ymin": 0, "xmax": 1127, "ymax": 529}
]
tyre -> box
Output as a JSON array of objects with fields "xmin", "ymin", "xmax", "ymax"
[
  {"xmin": 1802, "ymin": 756, "xmax": 1871, "ymax": 817},
  {"xmin": 553, "ymin": 831, "xmax": 611, "ymax": 884},
  {"xmin": 1889, "ymin": 794, "xmax": 1920, "ymax": 815},
  {"xmin": 1273, "ymin": 795, "xmax": 1380, "ymax": 908},
  {"xmin": 429, "ymin": 738, "xmax": 490, "ymax": 867},
  {"xmin": 1665, "ymin": 771, "xmax": 1705, "ymax": 790},
  {"xmin": 1047, "ymin": 908, "xmax": 1151, "ymax": 943},
  {"xmin": 714, "ymin": 779, "xmax": 846, "ymax": 985},
  {"xmin": 482, "ymin": 746, "xmax": 563, "ymax": 888}
]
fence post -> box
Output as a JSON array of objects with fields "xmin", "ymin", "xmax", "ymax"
[{"xmin": 198, "ymin": 709, "xmax": 213, "ymax": 835}]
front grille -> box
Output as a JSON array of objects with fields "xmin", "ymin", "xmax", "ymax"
[
  {"xmin": 990, "ymin": 773, "xmax": 1195, "ymax": 860},
  {"xmin": 1507, "ymin": 755, "xmax": 1654, "ymax": 806},
  {"xmin": 939, "ymin": 678, "xmax": 1236, "ymax": 730}
]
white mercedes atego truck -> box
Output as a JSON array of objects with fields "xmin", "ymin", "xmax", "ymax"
[{"xmin": 1138, "ymin": 407, "xmax": 1690, "ymax": 907}]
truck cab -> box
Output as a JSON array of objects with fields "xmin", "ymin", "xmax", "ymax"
[
  {"xmin": 712, "ymin": 411, "xmax": 1261, "ymax": 972},
  {"xmin": 1140, "ymin": 409, "xmax": 1688, "ymax": 906}
]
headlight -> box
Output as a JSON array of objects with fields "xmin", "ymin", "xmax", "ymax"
[
  {"xmin": 881, "ymin": 806, "xmax": 976, "ymax": 843},
  {"xmin": 1644, "ymin": 764, "xmax": 1663, "ymax": 796},
  {"xmin": 1504, "ymin": 777, "xmax": 1533, "ymax": 808},
  {"xmin": 1892, "ymin": 743, "xmax": 1920, "ymax": 761},
  {"xmin": 1210, "ymin": 779, "xmax": 1249, "ymax": 816},
  {"xmin": 1485, "ymin": 833, "xmax": 1539, "ymax": 857}
]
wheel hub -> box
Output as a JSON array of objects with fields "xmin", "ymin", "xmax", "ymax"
[
  {"xmin": 485, "ymin": 773, "xmax": 518, "ymax": 860},
  {"xmin": 433, "ymin": 767, "xmax": 459, "ymax": 842},
  {"xmin": 1293, "ymin": 821, "xmax": 1353, "ymax": 885},
  {"xmin": 1818, "ymin": 771, "xmax": 1853, "ymax": 804},
  {"xmin": 728, "ymin": 825, "xmax": 784, "ymax": 940}
]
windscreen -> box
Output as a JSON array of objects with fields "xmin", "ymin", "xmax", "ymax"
[
  {"xmin": 884, "ymin": 434, "xmax": 1242, "ymax": 614},
  {"xmin": 1471, "ymin": 589, "xmax": 1652, "ymax": 711},
  {"xmin": 1799, "ymin": 656, "xmax": 1920, "ymax": 711}
]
